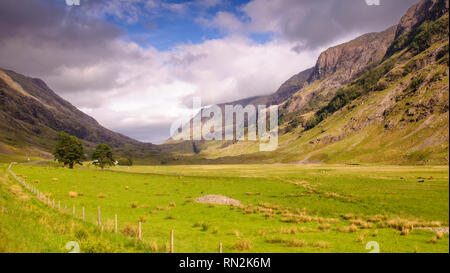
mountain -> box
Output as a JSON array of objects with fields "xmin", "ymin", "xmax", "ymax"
[
  {"xmin": 0, "ymin": 69, "xmax": 142, "ymax": 147},
  {"xmin": 1, "ymin": 0, "xmax": 448, "ymax": 165},
  {"xmin": 220, "ymin": 67, "xmax": 314, "ymax": 108},
  {"xmin": 281, "ymin": 25, "xmax": 397, "ymax": 116},
  {"xmin": 0, "ymin": 68, "xmax": 175, "ymax": 162},
  {"xmin": 168, "ymin": 25, "xmax": 397, "ymax": 144},
  {"xmin": 168, "ymin": 0, "xmax": 449, "ymax": 165}
]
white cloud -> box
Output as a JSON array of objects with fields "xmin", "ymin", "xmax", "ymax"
[
  {"xmin": 55, "ymin": 35, "xmax": 322, "ymax": 143},
  {"xmin": 0, "ymin": 0, "xmax": 416, "ymax": 144}
]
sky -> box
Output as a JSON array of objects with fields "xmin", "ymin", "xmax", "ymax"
[{"xmin": 0, "ymin": 0, "xmax": 417, "ymax": 144}]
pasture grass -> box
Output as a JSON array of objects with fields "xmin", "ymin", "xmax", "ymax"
[{"xmin": 4, "ymin": 162, "xmax": 449, "ymax": 253}]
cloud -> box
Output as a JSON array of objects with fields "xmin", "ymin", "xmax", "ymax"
[
  {"xmin": 206, "ymin": 0, "xmax": 418, "ymax": 49},
  {"xmin": 0, "ymin": 0, "xmax": 417, "ymax": 143}
]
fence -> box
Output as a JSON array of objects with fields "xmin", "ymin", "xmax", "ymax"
[{"xmin": 7, "ymin": 162, "xmax": 211, "ymax": 253}]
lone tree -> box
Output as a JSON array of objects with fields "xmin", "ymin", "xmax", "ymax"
[
  {"xmin": 53, "ymin": 132, "xmax": 84, "ymax": 169},
  {"xmin": 92, "ymin": 144, "xmax": 115, "ymax": 170}
]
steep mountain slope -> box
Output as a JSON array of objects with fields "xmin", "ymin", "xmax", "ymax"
[
  {"xmin": 280, "ymin": 26, "xmax": 397, "ymax": 117},
  {"xmin": 0, "ymin": 68, "xmax": 177, "ymax": 161},
  {"xmin": 167, "ymin": 24, "xmax": 398, "ymax": 151},
  {"xmin": 172, "ymin": 0, "xmax": 449, "ymax": 165},
  {"xmin": 0, "ymin": 69, "xmax": 142, "ymax": 148}
]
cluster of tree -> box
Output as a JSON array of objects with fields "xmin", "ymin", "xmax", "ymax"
[{"xmin": 53, "ymin": 132, "xmax": 132, "ymax": 169}]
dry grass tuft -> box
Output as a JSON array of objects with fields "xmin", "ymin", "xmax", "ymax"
[
  {"xmin": 131, "ymin": 202, "xmax": 139, "ymax": 208},
  {"xmin": 149, "ymin": 241, "xmax": 158, "ymax": 252},
  {"xmin": 97, "ymin": 193, "xmax": 106, "ymax": 199},
  {"xmin": 227, "ymin": 230, "xmax": 241, "ymax": 237},
  {"xmin": 341, "ymin": 213, "xmax": 355, "ymax": 220},
  {"xmin": 266, "ymin": 238, "xmax": 329, "ymax": 248},
  {"xmin": 400, "ymin": 228, "xmax": 411, "ymax": 236},
  {"xmin": 68, "ymin": 191, "xmax": 78, "ymax": 198},
  {"xmin": 169, "ymin": 202, "xmax": 176, "ymax": 207},
  {"xmin": 122, "ymin": 223, "xmax": 138, "ymax": 237},
  {"xmin": 245, "ymin": 192, "xmax": 261, "ymax": 196},
  {"xmin": 9, "ymin": 185, "xmax": 28, "ymax": 201},
  {"xmin": 312, "ymin": 241, "xmax": 329, "ymax": 249},
  {"xmin": 51, "ymin": 178, "xmax": 58, "ymax": 182},
  {"xmin": 318, "ymin": 223, "xmax": 331, "ymax": 231},
  {"xmin": 339, "ymin": 224, "xmax": 358, "ymax": 233},
  {"xmin": 357, "ymin": 235, "xmax": 365, "ymax": 243},
  {"xmin": 429, "ymin": 236, "xmax": 438, "ymax": 244},
  {"xmin": 387, "ymin": 218, "xmax": 414, "ymax": 231},
  {"xmin": 234, "ymin": 239, "xmax": 252, "ymax": 251}
]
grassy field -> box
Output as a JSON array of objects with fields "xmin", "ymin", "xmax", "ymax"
[
  {"xmin": 0, "ymin": 163, "xmax": 160, "ymax": 253},
  {"xmin": 4, "ymin": 162, "xmax": 448, "ymax": 253}
]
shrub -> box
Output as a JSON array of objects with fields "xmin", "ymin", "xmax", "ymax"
[
  {"xmin": 82, "ymin": 240, "xmax": 112, "ymax": 253},
  {"xmin": 409, "ymin": 75, "xmax": 426, "ymax": 91},
  {"xmin": 201, "ymin": 223, "xmax": 209, "ymax": 231},
  {"xmin": 74, "ymin": 229, "xmax": 89, "ymax": 240}
]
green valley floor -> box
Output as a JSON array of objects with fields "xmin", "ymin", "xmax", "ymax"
[{"xmin": 1, "ymin": 162, "xmax": 448, "ymax": 253}]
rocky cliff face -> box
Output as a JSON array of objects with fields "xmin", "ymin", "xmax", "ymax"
[
  {"xmin": 280, "ymin": 25, "xmax": 397, "ymax": 115},
  {"xmin": 173, "ymin": 0, "xmax": 449, "ymax": 165},
  {"xmin": 395, "ymin": 0, "xmax": 449, "ymax": 38},
  {"xmin": 308, "ymin": 26, "xmax": 397, "ymax": 90}
]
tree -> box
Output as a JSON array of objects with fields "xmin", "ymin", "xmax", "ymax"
[
  {"xmin": 53, "ymin": 132, "xmax": 84, "ymax": 169},
  {"xmin": 92, "ymin": 144, "xmax": 115, "ymax": 170},
  {"xmin": 117, "ymin": 157, "xmax": 133, "ymax": 166}
]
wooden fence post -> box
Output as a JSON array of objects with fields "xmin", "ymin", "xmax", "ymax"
[
  {"xmin": 138, "ymin": 221, "xmax": 142, "ymax": 240},
  {"xmin": 73, "ymin": 205, "xmax": 75, "ymax": 217},
  {"xmin": 52, "ymin": 199, "xmax": 55, "ymax": 209},
  {"xmin": 82, "ymin": 207, "xmax": 85, "ymax": 221},
  {"xmin": 97, "ymin": 206, "xmax": 101, "ymax": 226},
  {"xmin": 58, "ymin": 200, "xmax": 61, "ymax": 210},
  {"xmin": 219, "ymin": 242, "xmax": 223, "ymax": 253},
  {"xmin": 114, "ymin": 214, "xmax": 118, "ymax": 234},
  {"xmin": 170, "ymin": 229, "xmax": 174, "ymax": 253}
]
